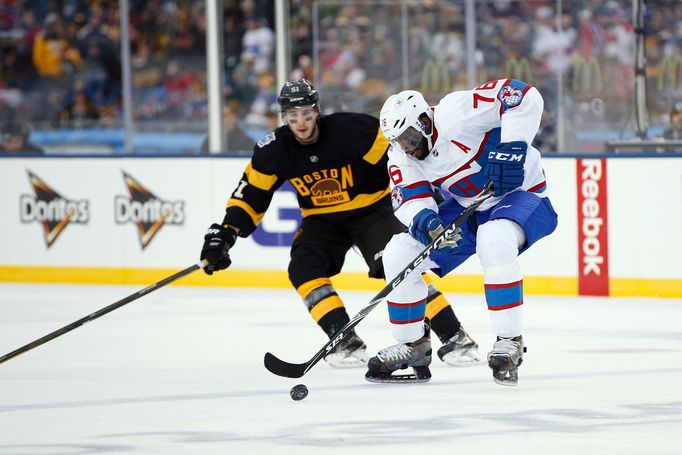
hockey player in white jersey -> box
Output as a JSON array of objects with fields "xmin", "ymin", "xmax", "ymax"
[{"xmin": 366, "ymin": 79, "xmax": 558, "ymax": 385}]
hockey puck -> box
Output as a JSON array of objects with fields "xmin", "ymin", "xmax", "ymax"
[{"xmin": 290, "ymin": 384, "xmax": 308, "ymax": 401}]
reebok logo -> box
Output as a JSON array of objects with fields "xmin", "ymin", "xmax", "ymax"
[
  {"xmin": 577, "ymin": 159, "xmax": 609, "ymax": 296},
  {"xmin": 581, "ymin": 162, "xmax": 604, "ymax": 275}
]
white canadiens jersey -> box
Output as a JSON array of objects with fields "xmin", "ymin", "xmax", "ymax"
[{"xmin": 388, "ymin": 78, "xmax": 548, "ymax": 227}]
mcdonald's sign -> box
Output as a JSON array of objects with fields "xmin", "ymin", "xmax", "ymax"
[
  {"xmin": 421, "ymin": 59, "xmax": 451, "ymax": 94},
  {"xmin": 573, "ymin": 56, "xmax": 603, "ymax": 95},
  {"xmin": 658, "ymin": 55, "xmax": 682, "ymax": 90},
  {"xmin": 506, "ymin": 58, "xmax": 534, "ymax": 85}
]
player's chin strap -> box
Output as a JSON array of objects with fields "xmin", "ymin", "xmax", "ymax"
[{"xmin": 263, "ymin": 181, "xmax": 495, "ymax": 379}]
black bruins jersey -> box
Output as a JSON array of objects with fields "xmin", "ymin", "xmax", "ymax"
[{"xmin": 224, "ymin": 112, "xmax": 391, "ymax": 237}]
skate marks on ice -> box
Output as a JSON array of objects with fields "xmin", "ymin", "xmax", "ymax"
[
  {"xmin": 2, "ymin": 400, "xmax": 681, "ymax": 454},
  {"xmin": 258, "ymin": 402, "xmax": 682, "ymax": 447},
  {"xmin": 0, "ymin": 389, "xmax": 285, "ymax": 413},
  {"xmin": 1, "ymin": 363, "xmax": 681, "ymax": 415},
  {"xmin": 2, "ymin": 373, "xmax": 681, "ymax": 454},
  {"xmin": 1, "ymin": 285, "xmax": 681, "ymax": 454},
  {"xmin": 0, "ymin": 443, "xmax": 133, "ymax": 455}
]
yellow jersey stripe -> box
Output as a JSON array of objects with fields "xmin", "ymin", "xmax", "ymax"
[
  {"xmin": 300, "ymin": 188, "xmax": 390, "ymax": 217},
  {"xmin": 362, "ymin": 128, "xmax": 390, "ymax": 165},
  {"xmin": 226, "ymin": 198, "xmax": 266, "ymax": 225},
  {"xmin": 245, "ymin": 162, "xmax": 278, "ymax": 191}
]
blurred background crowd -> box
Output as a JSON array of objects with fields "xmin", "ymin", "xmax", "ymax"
[{"xmin": 1, "ymin": 0, "xmax": 681, "ymax": 154}]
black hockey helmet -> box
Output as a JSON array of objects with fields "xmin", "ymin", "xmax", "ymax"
[
  {"xmin": 277, "ymin": 79, "xmax": 319, "ymax": 112},
  {"xmin": 1, "ymin": 122, "xmax": 30, "ymax": 141}
]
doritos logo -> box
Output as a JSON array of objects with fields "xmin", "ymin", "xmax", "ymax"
[
  {"xmin": 115, "ymin": 171, "xmax": 184, "ymax": 249},
  {"xmin": 20, "ymin": 171, "xmax": 89, "ymax": 247}
]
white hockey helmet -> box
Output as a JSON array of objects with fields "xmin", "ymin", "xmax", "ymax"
[{"xmin": 379, "ymin": 90, "xmax": 433, "ymax": 153}]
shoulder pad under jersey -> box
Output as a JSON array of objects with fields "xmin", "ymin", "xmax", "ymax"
[{"xmin": 434, "ymin": 91, "xmax": 472, "ymax": 130}]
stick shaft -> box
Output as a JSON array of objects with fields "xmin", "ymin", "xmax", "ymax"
[
  {"xmin": 0, "ymin": 261, "xmax": 204, "ymax": 365},
  {"xmin": 264, "ymin": 182, "xmax": 494, "ymax": 378}
]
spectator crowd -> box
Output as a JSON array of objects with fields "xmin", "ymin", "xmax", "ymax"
[{"xmin": 1, "ymin": 0, "xmax": 681, "ymax": 153}]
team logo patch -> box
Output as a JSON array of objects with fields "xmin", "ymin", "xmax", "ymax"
[
  {"xmin": 498, "ymin": 85, "xmax": 524, "ymax": 109},
  {"xmin": 257, "ymin": 131, "xmax": 276, "ymax": 148},
  {"xmin": 390, "ymin": 186, "xmax": 404, "ymax": 210}
]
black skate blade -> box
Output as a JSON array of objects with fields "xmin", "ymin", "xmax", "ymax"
[{"xmin": 365, "ymin": 366, "xmax": 431, "ymax": 384}]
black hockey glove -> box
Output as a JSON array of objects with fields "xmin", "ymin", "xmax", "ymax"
[{"xmin": 200, "ymin": 223, "xmax": 237, "ymax": 275}]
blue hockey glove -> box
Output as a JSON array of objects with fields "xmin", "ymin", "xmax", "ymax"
[
  {"xmin": 485, "ymin": 141, "xmax": 527, "ymax": 197},
  {"xmin": 409, "ymin": 209, "xmax": 461, "ymax": 251},
  {"xmin": 200, "ymin": 223, "xmax": 237, "ymax": 275}
]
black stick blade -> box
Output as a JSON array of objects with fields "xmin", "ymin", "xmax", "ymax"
[{"xmin": 264, "ymin": 352, "xmax": 307, "ymax": 378}]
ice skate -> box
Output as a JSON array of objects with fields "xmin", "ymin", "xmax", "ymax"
[
  {"xmin": 324, "ymin": 330, "xmax": 369, "ymax": 368},
  {"xmin": 437, "ymin": 326, "xmax": 484, "ymax": 366},
  {"xmin": 487, "ymin": 336, "xmax": 526, "ymax": 386},
  {"xmin": 365, "ymin": 325, "xmax": 432, "ymax": 383}
]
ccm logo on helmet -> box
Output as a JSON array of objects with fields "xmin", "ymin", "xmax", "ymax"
[{"xmin": 488, "ymin": 151, "xmax": 524, "ymax": 162}]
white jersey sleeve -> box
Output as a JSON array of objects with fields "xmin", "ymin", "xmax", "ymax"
[
  {"xmin": 499, "ymin": 84, "xmax": 543, "ymax": 144},
  {"xmin": 412, "ymin": 79, "xmax": 548, "ymax": 209},
  {"xmin": 387, "ymin": 145, "xmax": 439, "ymax": 227},
  {"xmin": 435, "ymin": 78, "xmax": 543, "ymax": 146},
  {"xmin": 387, "ymin": 79, "xmax": 548, "ymax": 222}
]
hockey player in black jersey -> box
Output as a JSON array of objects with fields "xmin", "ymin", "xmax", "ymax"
[{"xmin": 200, "ymin": 79, "xmax": 482, "ymax": 370}]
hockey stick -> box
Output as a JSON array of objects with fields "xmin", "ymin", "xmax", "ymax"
[
  {"xmin": 264, "ymin": 181, "xmax": 494, "ymax": 378},
  {"xmin": 0, "ymin": 260, "xmax": 207, "ymax": 366}
]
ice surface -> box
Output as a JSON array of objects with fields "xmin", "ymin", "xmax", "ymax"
[{"xmin": 0, "ymin": 283, "xmax": 680, "ymax": 455}]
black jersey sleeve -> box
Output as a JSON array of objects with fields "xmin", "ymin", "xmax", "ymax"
[
  {"xmin": 339, "ymin": 113, "xmax": 391, "ymax": 165},
  {"xmin": 222, "ymin": 131, "xmax": 286, "ymax": 237}
]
